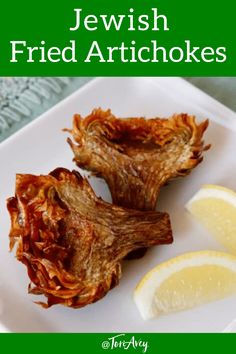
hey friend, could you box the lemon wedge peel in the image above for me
[186,184,236,209]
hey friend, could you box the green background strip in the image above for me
[0,0,235,75]
[0,333,235,353]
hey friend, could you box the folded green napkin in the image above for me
[0,77,91,142]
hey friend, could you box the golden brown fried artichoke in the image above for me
[66,108,210,211]
[7,168,172,308]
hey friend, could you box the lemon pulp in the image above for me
[186,184,236,254]
[154,264,236,315]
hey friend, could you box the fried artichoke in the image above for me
[7,168,172,308]
[66,109,210,211]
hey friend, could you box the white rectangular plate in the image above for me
[1,77,236,333]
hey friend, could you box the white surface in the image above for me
[1,77,236,333]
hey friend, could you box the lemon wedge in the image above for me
[134,251,236,320]
[186,184,236,253]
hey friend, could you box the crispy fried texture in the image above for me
[66,108,210,211]
[7,168,172,308]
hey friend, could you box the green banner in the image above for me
[0,333,235,353]
[0,0,235,75]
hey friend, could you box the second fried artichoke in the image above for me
[67,108,210,211]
